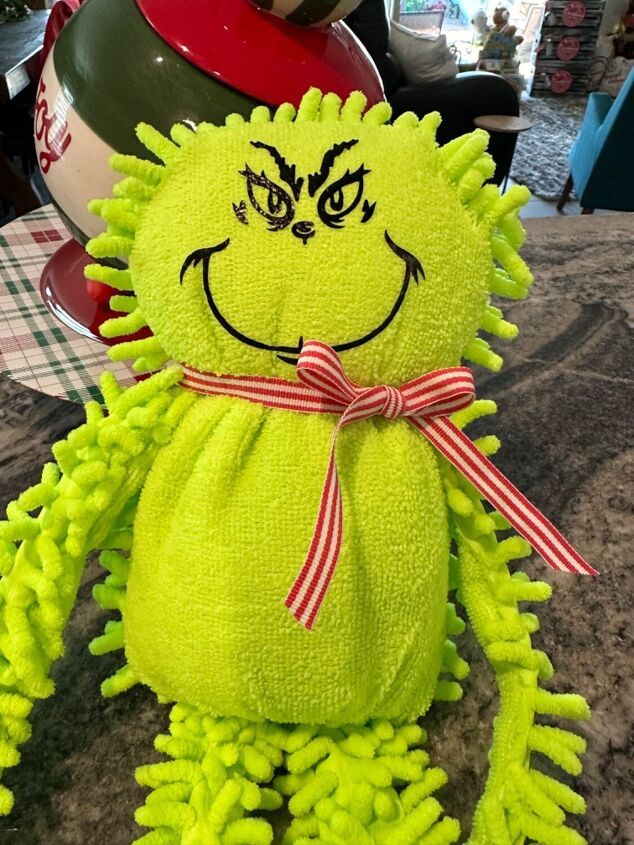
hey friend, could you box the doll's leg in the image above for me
[134,704,287,845]
[279,720,460,845]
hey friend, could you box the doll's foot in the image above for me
[134,705,287,844]
[278,720,460,845]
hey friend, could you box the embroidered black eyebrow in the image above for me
[249,141,304,201]
[308,139,359,196]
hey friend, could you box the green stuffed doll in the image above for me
[0,89,594,845]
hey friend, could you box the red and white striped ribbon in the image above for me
[181,340,597,630]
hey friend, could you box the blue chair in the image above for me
[557,69,634,213]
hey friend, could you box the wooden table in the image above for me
[474,114,533,189]
[473,114,533,134]
[0,9,49,101]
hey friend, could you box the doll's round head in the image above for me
[89,90,532,384]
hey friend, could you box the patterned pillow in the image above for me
[389,20,457,85]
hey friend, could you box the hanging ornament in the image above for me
[544,2,558,26]
[558,35,581,60]
[562,1,586,26]
[251,0,363,27]
[551,69,574,92]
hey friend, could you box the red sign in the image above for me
[562,1,586,26]
[558,35,581,60]
[551,69,574,93]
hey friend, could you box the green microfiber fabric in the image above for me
[114,101,495,385]
[125,395,449,724]
[92,90,499,725]
[0,90,593,845]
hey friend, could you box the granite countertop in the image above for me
[0,214,632,844]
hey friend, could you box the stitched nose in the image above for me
[292,221,315,244]
[379,386,405,420]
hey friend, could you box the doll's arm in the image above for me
[0,366,191,813]
[454,531,589,845]
[439,415,590,845]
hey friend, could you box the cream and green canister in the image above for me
[35,0,380,246]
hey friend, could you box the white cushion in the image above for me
[389,20,457,85]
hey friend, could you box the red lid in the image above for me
[135,0,384,108]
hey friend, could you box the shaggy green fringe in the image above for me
[278,719,460,845]
[134,707,288,844]
[441,410,590,845]
[0,367,191,814]
[135,710,461,845]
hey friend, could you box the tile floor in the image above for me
[518,190,576,218]
[505,178,614,219]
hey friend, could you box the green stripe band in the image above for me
[53,0,262,159]
[286,0,344,26]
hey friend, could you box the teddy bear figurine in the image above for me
[471,8,490,47]
[477,7,526,93]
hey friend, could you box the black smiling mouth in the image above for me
[180,231,425,365]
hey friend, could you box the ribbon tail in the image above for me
[412,416,598,576]
[285,450,344,629]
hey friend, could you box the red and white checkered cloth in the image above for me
[0,205,134,403]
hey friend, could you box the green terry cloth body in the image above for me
[0,90,592,845]
[125,395,448,725]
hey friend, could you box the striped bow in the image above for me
[181,341,597,630]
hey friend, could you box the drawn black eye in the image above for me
[240,166,294,231]
[317,166,369,229]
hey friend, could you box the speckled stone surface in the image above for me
[0,214,632,844]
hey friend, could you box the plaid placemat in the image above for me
[0,205,136,405]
